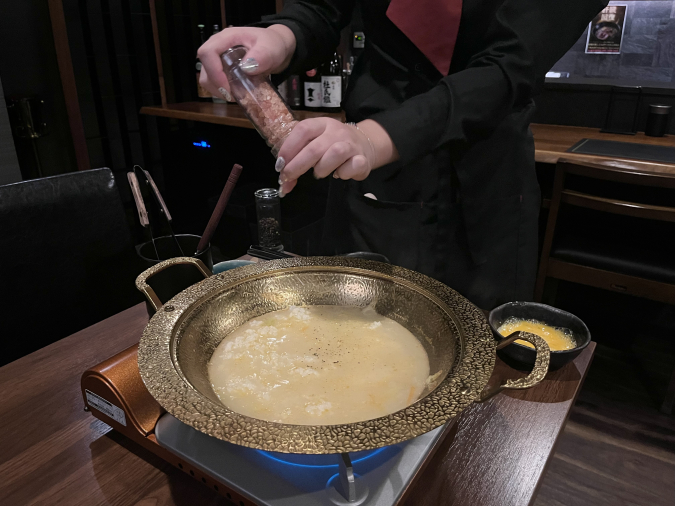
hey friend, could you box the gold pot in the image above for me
[136,256,550,454]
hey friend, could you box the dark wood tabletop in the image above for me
[0,303,594,506]
[531,123,675,173]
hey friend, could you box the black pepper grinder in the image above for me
[645,104,671,137]
[254,188,283,251]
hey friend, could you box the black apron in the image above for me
[321,43,541,310]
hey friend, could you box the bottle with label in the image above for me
[303,68,322,111]
[211,25,228,103]
[286,75,303,110]
[321,53,342,113]
[195,24,211,101]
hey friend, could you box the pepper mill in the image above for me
[254,188,283,251]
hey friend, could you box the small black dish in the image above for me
[488,302,591,371]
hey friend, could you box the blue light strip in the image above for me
[193,141,211,148]
[257,447,386,469]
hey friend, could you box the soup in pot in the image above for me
[208,305,431,425]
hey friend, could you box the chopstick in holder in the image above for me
[141,168,184,257]
[127,172,149,227]
[196,163,244,255]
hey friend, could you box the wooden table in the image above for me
[0,304,594,506]
[531,124,675,174]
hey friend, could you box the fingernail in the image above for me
[333,171,340,179]
[240,58,259,73]
[218,87,231,101]
[278,177,283,186]
[279,172,288,183]
[275,157,285,172]
[278,185,285,198]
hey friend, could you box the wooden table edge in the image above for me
[527,342,596,505]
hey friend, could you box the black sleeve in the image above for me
[254,0,355,75]
[370,0,609,166]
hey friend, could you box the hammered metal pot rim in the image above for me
[137,256,496,454]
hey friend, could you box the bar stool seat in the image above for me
[552,228,675,285]
[535,159,675,414]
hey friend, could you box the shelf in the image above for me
[140,101,345,129]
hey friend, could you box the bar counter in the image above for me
[530,123,675,173]
[140,103,674,173]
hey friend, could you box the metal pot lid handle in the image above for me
[476,332,551,403]
[135,256,212,312]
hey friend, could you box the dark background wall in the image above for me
[535,0,675,134]
[1,0,672,255]
[59,0,310,257]
[534,83,675,134]
[549,1,675,87]
[0,76,21,186]
[0,2,77,180]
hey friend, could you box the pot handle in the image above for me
[135,257,212,313]
[476,332,551,403]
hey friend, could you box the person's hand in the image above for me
[276,118,399,196]
[197,25,296,100]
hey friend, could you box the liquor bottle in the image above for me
[195,24,211,101]
[211,25,228,103]
[286,75,303,110]
[343,55,355,93]
[303,68,322,111]
[277,80,288,102]
[321,53,342,113]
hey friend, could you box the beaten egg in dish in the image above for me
[497,317,576,351]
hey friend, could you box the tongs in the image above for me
[138,166,184,257]
[127,170,159,260]
[127,165,183,260]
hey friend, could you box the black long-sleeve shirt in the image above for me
[257,0,607,307]
[262,0,607,166]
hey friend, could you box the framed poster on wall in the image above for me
[585,4,627,54]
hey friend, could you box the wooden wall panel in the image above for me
[48,0,90,172]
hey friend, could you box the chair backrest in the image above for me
[0,168,142,365]
[548,159,675,227]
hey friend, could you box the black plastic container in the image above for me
[136,235,213,316]
[488,302,591,371]
[645,104,671,137]
[136,234,212,271]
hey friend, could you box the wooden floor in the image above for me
[534,283,675,506]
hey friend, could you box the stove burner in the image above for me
[257,448,386,469]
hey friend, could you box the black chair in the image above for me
[535,159,675,414]
[0,168,142,366]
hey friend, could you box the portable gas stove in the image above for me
[81,343,458,506]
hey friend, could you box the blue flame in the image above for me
[257,447,386,469]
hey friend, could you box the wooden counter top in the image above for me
[0,303,595,506]
[140,101,344,128]
[531,124,675,173]
[140,103,674,172]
